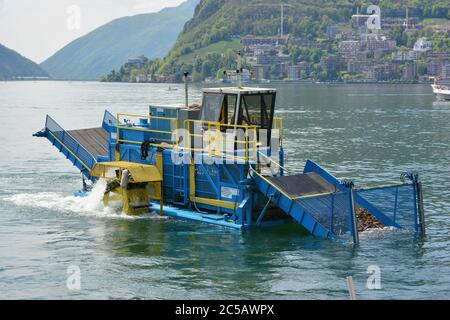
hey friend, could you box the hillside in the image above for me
[0,43,49,80]
[41,0,199,80]
[158,0,450,76]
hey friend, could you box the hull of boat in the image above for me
[432,85,450,101]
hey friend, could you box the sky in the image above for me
[0,0,185,63]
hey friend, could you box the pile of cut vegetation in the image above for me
[356,208,385,232]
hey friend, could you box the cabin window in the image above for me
[239,93,275,129]
[201,93,224,122]
[219,94,237,125]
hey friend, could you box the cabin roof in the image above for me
[203,87,277,95]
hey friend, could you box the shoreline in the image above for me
[1,79,434,85]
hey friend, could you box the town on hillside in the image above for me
[103,7,450,84]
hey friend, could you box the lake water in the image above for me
[0,81,449,299]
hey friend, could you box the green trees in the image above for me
[433,34,450,51]
[287,46,326,65]
[389,26,408,47]
[417,61,427,75]
[101,70,121,82]
[102,0,450,82]
[388,23,450,52]
[201,60,213,79]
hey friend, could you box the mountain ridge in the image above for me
[0,43,49,80]
[41,0,199,80]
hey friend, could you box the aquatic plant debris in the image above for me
[357,208,384,232]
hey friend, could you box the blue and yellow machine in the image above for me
[35,85,425,244]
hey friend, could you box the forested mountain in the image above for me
[0,43,49,80]
[159,0,450,78]
[104,0,449,82]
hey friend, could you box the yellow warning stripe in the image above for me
[48,131,91,172]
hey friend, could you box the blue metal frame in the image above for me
[38,107,424,243]
[304,160,402,229]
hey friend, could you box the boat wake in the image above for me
[3,179,164,220]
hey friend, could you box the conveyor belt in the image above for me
[252,170,339,240]
[68,127,109,157]
[265,173,337,198]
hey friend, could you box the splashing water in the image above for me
[3,179,156,219]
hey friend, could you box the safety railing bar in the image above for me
[117,113,177,121]
[103,110,117,124]
[117,125,176,136]
[213,153,256,162]
[222,139,248,144]
[294,191,341,201]
[393,186,399,223]
[356,183,412,192]
[184,119,259,163]
[45,115,96,162]
[258,151,289,174]
[186,119,258,130]
[118,139,176,147]
[118,137,175,143]
[116,113,178,147]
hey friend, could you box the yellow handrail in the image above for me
[273,116,283,147]
[186,118,258,130]
[183,119,258,162]
[247,115,283,147]
[258,151,290,174]
[116,113,179,149]
[114,113,282,164]
[118,113,177,122]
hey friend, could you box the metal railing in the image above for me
[273,116,283,147]
[355,183,418,231]
[184,119,258,163]
[250,168,358,242]
[102,110,117,131]
[248,115,284,147]
[45,115,96,170]
[115,112,283,164]
[116,113,178,147]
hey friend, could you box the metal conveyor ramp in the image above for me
[251,169,359,243]
[264,173,338,198]
[252,160,425,244]
[34,111,116,179]
[67,128,109,158]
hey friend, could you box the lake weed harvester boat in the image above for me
[34,55,426,245]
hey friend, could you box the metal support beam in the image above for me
[256,195,274,226]
[344,181,359,246]
[416,179,426,238]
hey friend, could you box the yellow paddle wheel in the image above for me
[90,161,163,215]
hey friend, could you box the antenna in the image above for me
[250,2,292,37]
[405,7,409,31]
[223,51,244,87]
[237,51,242,88]
[184,72,189,108]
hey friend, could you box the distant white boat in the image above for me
[432,79,450,101]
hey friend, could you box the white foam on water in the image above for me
[3,179,163,220]
[275,109,307,114]
[359,226,411,240]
